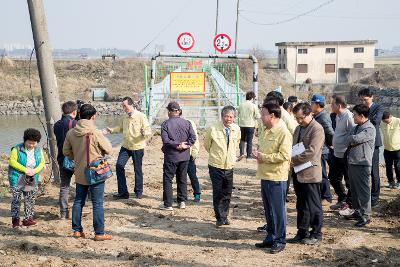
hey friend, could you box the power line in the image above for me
[240,10,400,20]
[139,1,192,55]
[239,0,335,26]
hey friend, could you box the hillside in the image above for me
[0,58,290,103]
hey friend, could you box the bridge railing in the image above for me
[210,67,245,107]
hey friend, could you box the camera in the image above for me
[76,100,85,121]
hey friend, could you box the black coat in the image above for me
[54,115,77,163]
[368,102,385,147]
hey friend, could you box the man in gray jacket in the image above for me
[329,96,355,214]
[345,104,376,227]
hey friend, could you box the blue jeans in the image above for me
[187,157,201,195]
[116,147,144,196]
[261,180,287,245]
[72,182,105,235]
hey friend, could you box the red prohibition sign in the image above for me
[177,32,195,51]
[213,33,232,53]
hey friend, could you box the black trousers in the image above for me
[384,149,400,184]
[370,147,381,205]
[293,172,323,239]
[239,127,255,158]
[162,160,189,207]
[321,153,332,201]
[209,165,233,222]
[328,155,352,205]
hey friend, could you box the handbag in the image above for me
[84,134,113,185]
[62,156,75,171]
[62,120,75,171]
[16,174,36,192]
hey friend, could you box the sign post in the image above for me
[177,32,195,52]
[213,33,232,53]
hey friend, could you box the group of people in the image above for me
[7,88,399,253]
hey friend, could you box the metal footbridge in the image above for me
[141,52,258,128]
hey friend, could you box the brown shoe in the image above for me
[94,234,112,241]
[22,218,37,227]
[72,231,86,238]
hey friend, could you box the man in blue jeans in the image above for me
[63,104,113,241]
[104,97,151,199]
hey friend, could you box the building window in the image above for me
[284,49,286,54]
[283,64,286,69]
[325,64,335,73]
[279,49,281,55]
[354,47,364,53]
[278,64,281,69]
[354,63,364,68]
[326,48,335,53]
[298,48,308,54]
[297,64,308,73]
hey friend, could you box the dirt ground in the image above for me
[0,136,399,267]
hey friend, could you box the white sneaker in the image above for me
[179,202,186,209]
[339,207,355,216]
[159,202,173,211]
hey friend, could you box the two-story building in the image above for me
[276,40,377,84]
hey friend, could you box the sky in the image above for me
[1,0,400,53]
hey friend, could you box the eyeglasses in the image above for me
[295,115,306,121]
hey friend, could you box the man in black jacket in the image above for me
[54,101,77,219]
[358,88,385,207]
[311,94,334,205]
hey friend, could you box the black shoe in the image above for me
[135,194,142,199]
[301,237,321,245]
[355,217,371,227]
[344,213,361,221]
[287,234,307,244]
[255,240,273,248]
[216,220,224,227]
[113,193,129,199]
[256,224,268,233]
[270,244,285,254]
[223,219,230,225]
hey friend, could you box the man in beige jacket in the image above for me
[104,97,151,199]
[63,104,113,241]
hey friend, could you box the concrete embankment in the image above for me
[0,100,126,115]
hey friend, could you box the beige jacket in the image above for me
[63,119,113,185]
[204,122,241,170]
[292,119,325,183]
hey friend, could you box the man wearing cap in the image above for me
[311,94,334,205]
[159,101,196,211]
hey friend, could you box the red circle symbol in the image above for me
[213,33,232,53]
[177,32,195,51]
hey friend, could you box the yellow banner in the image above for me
[170,72,205,98]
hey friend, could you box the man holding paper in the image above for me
[253,102,292,254]
[289,103,325,246]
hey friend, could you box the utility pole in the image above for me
[214,0,219,56]
[234,0,240,54]
[27,0,62,183]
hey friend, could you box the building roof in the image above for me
[275,40,378,47]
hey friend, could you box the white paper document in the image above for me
[292,142,305,157]
[293,161,313,173]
